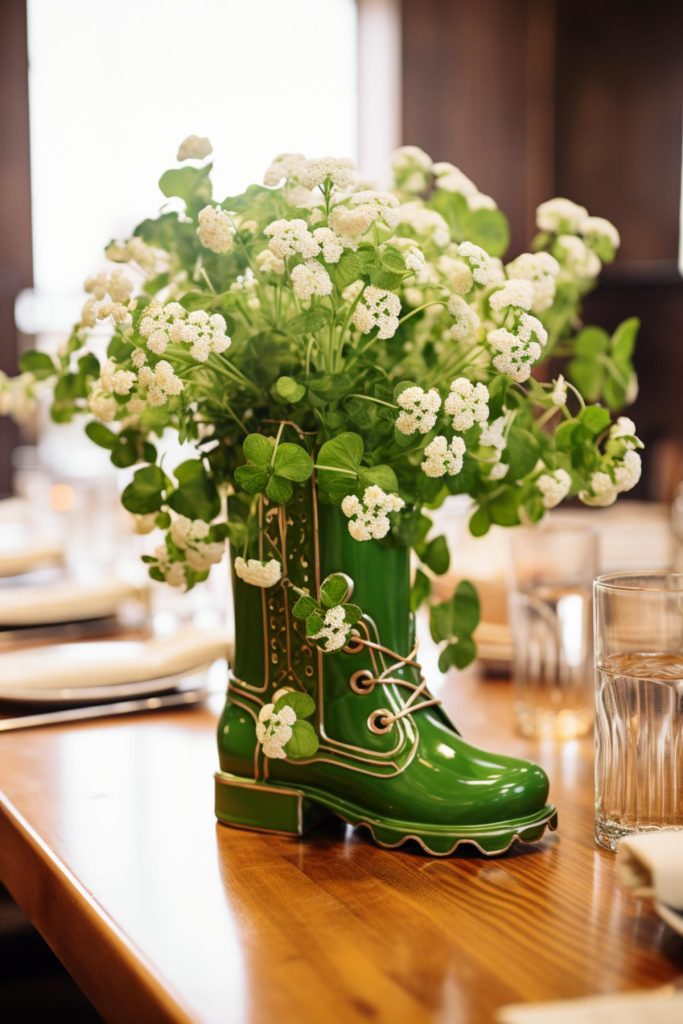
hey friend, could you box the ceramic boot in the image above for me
[215,491,558,855]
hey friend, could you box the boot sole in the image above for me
[215,771,558,857]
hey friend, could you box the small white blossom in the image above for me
[447,295,480,341]
[555,235,601,278]
[609,416,637,445]
[536,197,588,233]
[489,279,534,313]
[395,386,442,435]
[291,260,333,300]
[234,557,282,588]
[467,193,497,211]
[458,241,504,288]
[550,375,568,407]
[391,145,433,192]
[537,468,571,509]
[341,486,405,542]
[256,702,296,759]
[264,218,320,260]
[444,378,489,432]
[396,202,450,247]
[169,516,223,572]
[517,313,548,347]
[489,327,542,383]
[313,227,345,263]
[197,206,234,254]
[177,135,212,161]
[263,152,306,186]
[505,252,560,313]
[132,513,157,535]
[256,249,285,274]
[387,236,429,282]
[0,371,37,424]
[438,255,473,295]
[299,156,357,191]
[352,286,401,340]
[421,435,466,478]
[579,450,642,507]
[480,413,509,451]
[88,387,117,422]
[614,449,642,491]
[489,460,509,480]
[99,358,136,396]
[310,605,351,652]
[138,360,183,406]
[151,545,187,588]
[432,162,478,196]
[580,215,620,250]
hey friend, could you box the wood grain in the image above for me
[0,668,681,1024]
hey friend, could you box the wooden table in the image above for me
[1,671,681,1024]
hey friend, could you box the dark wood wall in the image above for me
[0,0,32,496]
[402,0,683,498]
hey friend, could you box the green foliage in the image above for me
[235,431,313,504]
[430,580,480,671]
[568,318,639,410]
[19,350,56,379]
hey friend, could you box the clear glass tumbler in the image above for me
[594,571,683,850]
[509,524,598,740]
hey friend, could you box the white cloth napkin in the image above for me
[0,626,231,692]
[617,831,683,911]
[497,990,683,1024]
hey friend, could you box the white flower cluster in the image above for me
[390,145,433,193]
[105,236,161,275]
[139,302,230,361]
[197,206,234,254]
[82,269,135,327]
[234,557,282,588]
[609,416,637,445]
[352,286,401,340]
[264,218,319,263]
[457,241,504,288]
[555,235,601,279]
[387,236,429,282]
[447,295,480,341]
[170,515,224,572]
[536,199,620,262]
[550,375,568,407]
[489,279,534,314]
[151,546,187,588]
[310,606,351,653]
[395,386,441,435]
[537,468,572,509]
[138,360,184,407]
[263,152,306,187]
[87,357,137,422]
[444,378,489,432]
[256,702,297,759]
[291,260,333,300]
[432,162,497,212]
[438,255,474,295]
[312,227,345,263]
[341,486,405,542]
[298,156,357,191]
[329,190,400,241]
[580,450,642,507]
[421,435,466,478]
[396,201,450,247]
[0,371,36,424]
[177,135,212,161]
[480,412,511,479]
[505,252,560,313]
[488,313,548,383]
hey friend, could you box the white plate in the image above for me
[0,626,232,703]
[0,526,63,578]
[0,576,145,626]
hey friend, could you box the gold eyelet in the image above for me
[349,670,375,694]
[367,708,394,734]
[343,629,364,655]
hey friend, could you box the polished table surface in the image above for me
[1,668,681,1024]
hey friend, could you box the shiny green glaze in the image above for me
[216,492,558,855]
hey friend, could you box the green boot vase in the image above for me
[216,490,558,856]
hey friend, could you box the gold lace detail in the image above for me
[345,633,441,734]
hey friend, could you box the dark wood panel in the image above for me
[0,0,32,495]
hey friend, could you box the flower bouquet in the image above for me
[5,137,642,853]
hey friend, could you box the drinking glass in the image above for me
[509,524,598,739]
[594,571,683,850]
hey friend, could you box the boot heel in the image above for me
[214,772,329,836]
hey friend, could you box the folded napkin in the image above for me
[617,831,683,911]
[0,626,231,693]
[497,989,683,1024]
[0,577,145,626]
[0,536,63,577]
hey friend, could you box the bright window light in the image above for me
[27,0,358,317]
